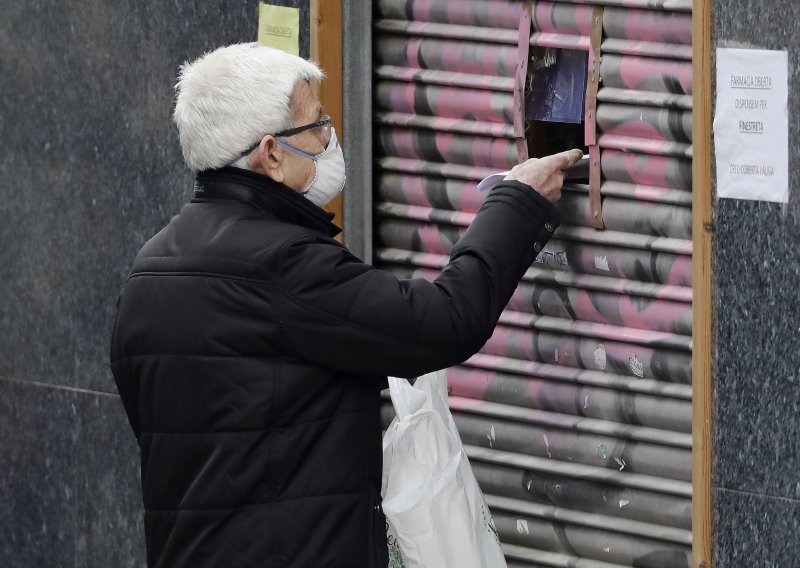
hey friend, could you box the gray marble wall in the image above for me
[711,1,800,566]
[0,1,308,565]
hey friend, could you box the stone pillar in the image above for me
[711,1,800,565]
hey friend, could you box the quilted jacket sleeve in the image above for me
[273,181,561,378]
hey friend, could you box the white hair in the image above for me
[173,43,323,171]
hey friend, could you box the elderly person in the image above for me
[111,43,581,568]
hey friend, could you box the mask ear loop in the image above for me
[275,140,320,194]
[224,155,244,167]
[275,140,320,161]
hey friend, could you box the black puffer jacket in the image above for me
[110,167,559,568]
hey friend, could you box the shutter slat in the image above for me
[377,177,692,236]
[495,311,692,351]
[378,220,694,280]
[532,2,594,35]
[377,128,518,169]
[375,65,516,92]
[507,276,692,335]
[507,560,554,568]
[597,104,692,144]
[597,182,691,205]
[597,87,693,110]
[381,402,691,471]
[486,494,691,544]
[479,326,692,383]
[600,54,692,94]
[559,192,692,237]
[375,111,516,138]
[447,366,692,433]
[475,462,691,529]
[377,251,693,302]
[503,544,625,568]
[494,511,691,566]
[526,0,691,11]
[465,445,692,497]
[603,7,692,44]
[601,150,692,191]
[375,19,519,44]
[399,266,692,335]
[375,82,515,123]
[531,32,591,51]
[463,355,692,400]
[601,38,692,60]
[377,211,693,256]
[377,173,487,212]
[378,156,500,180]
[377,171,692,207]
[375,36,519,76]
[599,135,692,158]
[447,397,691,449]
[377,226,692,287]
[377,0,526,29]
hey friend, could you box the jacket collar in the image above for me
[193,167,341,238]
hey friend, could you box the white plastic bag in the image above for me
[381,371,507,568]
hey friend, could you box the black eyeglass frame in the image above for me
[238,115,332,157]
[275,114,331,138]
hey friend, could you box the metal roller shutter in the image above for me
[373,1,693,566]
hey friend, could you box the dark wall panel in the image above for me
[711,0,800,563]
[0,380,145,567]
[0,1,259,393]
[713,488,800,567]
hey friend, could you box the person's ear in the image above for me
[250,135,284,182]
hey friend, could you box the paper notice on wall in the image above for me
[714,48,788,203]
[258,4,300,55]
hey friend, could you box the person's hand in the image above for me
[504,149,584,204]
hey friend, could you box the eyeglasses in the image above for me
[275,115,331,138]
[237,115,332,158]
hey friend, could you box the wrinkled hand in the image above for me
[504,149,584,204]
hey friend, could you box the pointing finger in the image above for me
[555,149,584,169]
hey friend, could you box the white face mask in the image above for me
[277,128,346,207]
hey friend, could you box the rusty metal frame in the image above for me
[513,3,533,163]
[585,5,605,229]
